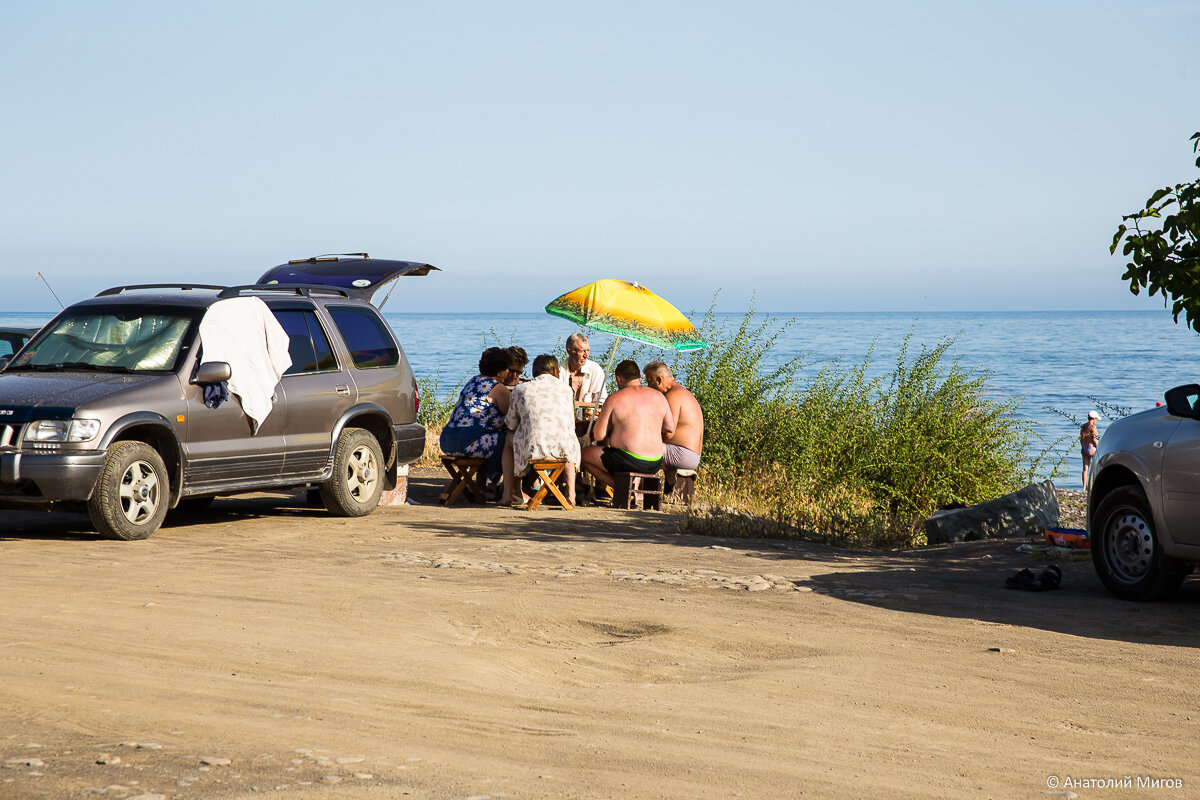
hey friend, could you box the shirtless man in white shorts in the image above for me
[643,362,703,471]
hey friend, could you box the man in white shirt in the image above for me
[558,333,607,404]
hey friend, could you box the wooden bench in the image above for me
[612,472,663,511]
[438,456,487,506]
[526,459,574,511]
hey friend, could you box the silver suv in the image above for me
[0,255,434,540]
[1089,384,1200,600]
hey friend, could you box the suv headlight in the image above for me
[24,419,101,443]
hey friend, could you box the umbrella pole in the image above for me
[603,341,619,386]
[587,338,622,442]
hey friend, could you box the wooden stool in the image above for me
[664,468,696,504]
[439,456,487,506]
[613,472,662,511]
[526,460,574,511]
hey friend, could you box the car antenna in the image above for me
[34,271,65,309]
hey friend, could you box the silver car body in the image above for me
[0,258,431,539]
[1088,387,1200,598]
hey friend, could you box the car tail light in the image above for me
[413,382,420,417]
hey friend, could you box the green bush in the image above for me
[668,305,1055,546]
[416,372,459,430]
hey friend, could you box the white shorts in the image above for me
[663,443,701,471]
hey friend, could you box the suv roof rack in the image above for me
[218,284,353,299]
[97,284,225,296]
[288,253,370,264]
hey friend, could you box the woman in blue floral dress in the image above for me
[439,347,515,482]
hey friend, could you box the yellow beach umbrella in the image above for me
[544,279,706,352]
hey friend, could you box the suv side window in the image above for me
[328,306,399,369]
[274,309,338,375]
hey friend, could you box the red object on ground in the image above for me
[1045,527,1090,549]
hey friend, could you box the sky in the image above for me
[2,0,1197,314]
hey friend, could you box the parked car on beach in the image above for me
[0,326,37,363]
[0,254,437,540]
[1088,384,1200,600]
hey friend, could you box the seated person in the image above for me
[502,345,529,388]
[581,360,675,490]
[643,361,703,473]
[500,353,581,506]
[558,332,607,403]
[438,347,514,484]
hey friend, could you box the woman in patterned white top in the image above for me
[500,353,581,506]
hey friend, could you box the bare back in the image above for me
[595,385,674,459]
[665,384,703,454]
[1080,421,1099,447]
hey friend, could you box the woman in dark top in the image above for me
[503,346,528,388]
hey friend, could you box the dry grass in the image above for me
[681,467,920,547]
[416,422,446,468]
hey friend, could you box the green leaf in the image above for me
[1110,224,1127,253]
[1147,187,1172,207]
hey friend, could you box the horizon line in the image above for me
[0,308,1178,316]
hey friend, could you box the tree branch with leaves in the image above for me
[1111,131,1200,331]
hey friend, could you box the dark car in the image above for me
[0,326,37,363]
[0,254,436,540]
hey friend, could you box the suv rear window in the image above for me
[274,309,337,374]
[327,306,399,369]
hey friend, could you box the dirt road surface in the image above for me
[2,470,1198,799]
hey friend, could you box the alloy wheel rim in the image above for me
[346,446,378,499]
[119,460,160,524]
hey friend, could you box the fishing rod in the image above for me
[34,272,64,309]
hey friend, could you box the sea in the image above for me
[4,308,1198,491]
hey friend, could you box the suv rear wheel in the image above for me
[1092,486,1186,601]
[320,428,384,516]
[88,441,170,540]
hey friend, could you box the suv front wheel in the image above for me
[1092,486,1186,601]
[88,441,170,540]
[320,428,384,516]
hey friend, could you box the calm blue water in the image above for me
[5,309,1197,490]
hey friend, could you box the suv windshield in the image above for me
[10,307,199,374]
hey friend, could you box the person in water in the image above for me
[1080,410,1100,487]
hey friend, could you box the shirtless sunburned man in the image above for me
[643,361,703,471]
[581,360,675,489]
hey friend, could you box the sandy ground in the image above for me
[1,472,1197,800]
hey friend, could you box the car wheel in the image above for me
[88,441,170,540]
[320,428,384,517]
[1091,485,1185,601]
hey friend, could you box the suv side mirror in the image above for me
[1164,384,1200,418]
[194,361,232,385]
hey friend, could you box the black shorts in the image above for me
[601,446,663,476]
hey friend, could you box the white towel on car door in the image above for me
[198,297,292,433]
